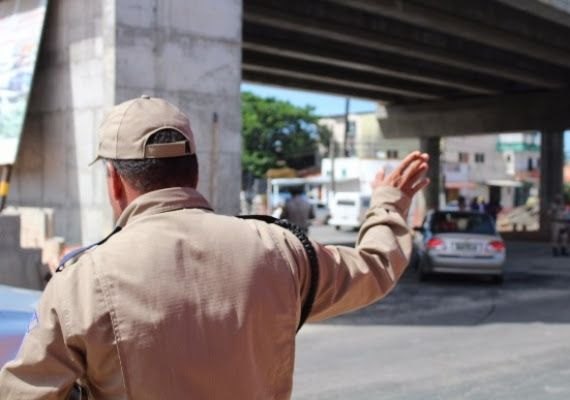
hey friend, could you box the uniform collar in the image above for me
[116,187,213,228]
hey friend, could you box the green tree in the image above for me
[241,91,331,178]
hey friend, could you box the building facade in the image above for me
[319,111,418,160]
[319,111,542,211]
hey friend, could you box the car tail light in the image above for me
[426,237,445,250]
[488,240,505,252]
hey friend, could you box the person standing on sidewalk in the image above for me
[549,194,569,256]
[0,95,429,399]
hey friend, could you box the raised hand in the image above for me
[372,151,430,198]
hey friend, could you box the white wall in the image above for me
[10,0,243,245]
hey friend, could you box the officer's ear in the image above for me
[105,162,125,203]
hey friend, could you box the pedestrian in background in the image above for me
[548,194,569,257]
[0,96,430,399]
[457,195,467,211]
[280,186,315,234]
[486,199,503,222]
[469,197,479,212]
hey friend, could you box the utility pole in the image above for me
[343,98,350,157]
[329,140,336,206]
[209,112,219,208]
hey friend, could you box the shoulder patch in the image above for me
[56,226,122,272]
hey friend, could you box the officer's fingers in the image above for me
[372,168,386,188]
[398,159,424,189]
[394,153,429,186]
[401,161,428,191]
[402,177,430,198]
[393,151,422,176]
[408,177,430,197]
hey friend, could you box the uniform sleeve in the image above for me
[0,277,84,399]
[294,186,413,322]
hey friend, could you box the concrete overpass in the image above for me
[3,0,568,245]
[243,0,570,233]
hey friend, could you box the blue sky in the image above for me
[242,83,570,157]
[241,83,376,117]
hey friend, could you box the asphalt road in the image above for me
[292,227,570,399]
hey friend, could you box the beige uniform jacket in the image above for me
[0,186,412,399]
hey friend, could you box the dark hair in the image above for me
[290,186,304,196]
[108,129,199,192]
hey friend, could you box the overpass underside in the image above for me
[244,0,570,136]
[243,0,570,237]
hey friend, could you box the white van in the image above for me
[328,192,371,230]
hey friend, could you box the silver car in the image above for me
[412,211,506,283]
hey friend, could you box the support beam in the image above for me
[420,137,441,211]
[425,0,570,54]
[243,51,447,100]
[242,70,402,103]
[243,32,500,95]
[245,2,564,88]
[497,0,570,29]
[539,131,565,236]
[328,0,570,68]
[379,89,570,138]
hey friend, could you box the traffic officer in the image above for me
[0,96,429,399]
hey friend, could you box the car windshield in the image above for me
[431,212,496,235]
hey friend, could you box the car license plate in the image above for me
[455,242,478,252]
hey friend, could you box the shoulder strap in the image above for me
[238,215,319,332]
[56,226,122,273]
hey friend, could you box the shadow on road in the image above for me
[316,241,570,327]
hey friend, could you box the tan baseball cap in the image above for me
[90,95,196,165]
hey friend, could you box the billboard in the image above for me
[0,0,48,165]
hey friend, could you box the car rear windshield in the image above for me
[431,212,496,234]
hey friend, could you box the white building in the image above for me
[319,111,541,211]
[319,111,418,160]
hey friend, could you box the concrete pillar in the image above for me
[9,0,242,245]
[9,0,115,246]
[539,130,565,234]
[420,137,441,210]
[0,215,44,290]
[114,0,242,215]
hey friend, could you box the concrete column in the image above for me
[10,0,242,245]
[420,137,441,210]
[0,215,44,290]
[9,0,114,245]
[114,0,243,215]
[539,130,565,234]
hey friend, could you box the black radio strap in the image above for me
[238,215,319,332]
